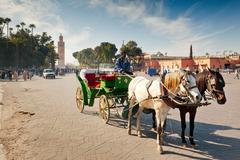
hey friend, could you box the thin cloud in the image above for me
[104,1,192,37]
[0,0,66,36]
[183,2,202,17]
[65,28,92,48]
[64,27,93,63]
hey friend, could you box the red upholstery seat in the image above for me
[100,74,116,81]
[85,73,115,88]
[85,73,97,88]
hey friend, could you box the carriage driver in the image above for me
[114,51,133,75]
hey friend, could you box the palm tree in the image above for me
[4,18,11,38]
[16,24,20,32]
[20,22,25,30]
[0,17,5,36]
[29,24,36,35]
[9,27,13,35]
[29,24,36,57]
[0,17,4,25]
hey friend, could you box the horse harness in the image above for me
[206,73,225,96]
[130,71,202,110]
[146,79,154,99]
[145,72,197,108]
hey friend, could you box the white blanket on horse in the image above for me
[128,76,162,102]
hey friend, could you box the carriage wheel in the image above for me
[99,95,110,123]
[76,87,84,113]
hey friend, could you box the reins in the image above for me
[159,73,199,106]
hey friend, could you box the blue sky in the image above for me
[1,0,240,64]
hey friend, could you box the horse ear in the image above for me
[207,67,214,74]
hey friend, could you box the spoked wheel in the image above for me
[76,87,84,112]
[99,95,110,123]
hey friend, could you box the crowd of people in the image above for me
[0,69,33,81]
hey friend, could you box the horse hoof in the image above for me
[189,138,196,146]
[128,130,131,135]
[190,144,197,148]
[137,133,142,137]
[182,139,187,144]
[157,146,164,154]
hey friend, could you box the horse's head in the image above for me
[206,68,226,104]
[164,70,202,104]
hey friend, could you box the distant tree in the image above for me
[4,18,11,38]
[10,31,28,67]
[156,51,164,56]
[0,18,57,68]
[9,27,13,35]
[29,24,36,35]
[120,40,142,58]
[20,22,26,30]
[16,24,20,32]
[0,17,5,36]
[74,48,96,67]
[94,42,117,63]
[47,41,58,69]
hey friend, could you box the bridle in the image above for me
[179,72,198,100]
[161,71,199,105]
[206,73,225,96]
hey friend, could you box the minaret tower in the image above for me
[58,34,65,67]
[190,44,193,59]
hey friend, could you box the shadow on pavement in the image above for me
[163,118,240,159]
[78,108,240,159]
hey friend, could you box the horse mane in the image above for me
[214,70,225,87]
[196,71,208,94]
[164,71,182,93]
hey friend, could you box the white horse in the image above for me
[127,70,202,154]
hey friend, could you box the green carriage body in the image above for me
[76,73,132,120]
[76,73,131,105]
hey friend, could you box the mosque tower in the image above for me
[190,44,193,59]
[58,34,65,67]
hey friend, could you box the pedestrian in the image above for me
[29,71,33,80]
[13,70,18,81]
[1,71,5,79]
[23,70,27,81]
[163,66,170,75]
[27,70,30,79]
[234,69,239,79]
[8,70,12,81]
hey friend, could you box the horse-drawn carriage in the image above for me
[75,68,132,123]
[75,66,226,154]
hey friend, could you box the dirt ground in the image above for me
[0,83,35,160]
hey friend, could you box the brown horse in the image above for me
[179,68,226,146]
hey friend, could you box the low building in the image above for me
[143,48,240,73]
